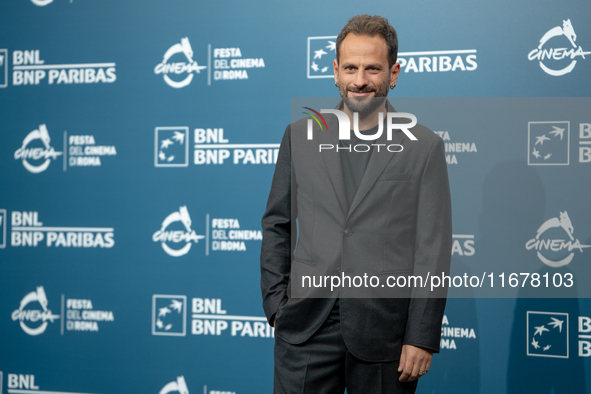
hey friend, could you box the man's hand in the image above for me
[398,344,433,382]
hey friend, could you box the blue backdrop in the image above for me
[1,0,590,393]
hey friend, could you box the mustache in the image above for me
[347,87,376,93]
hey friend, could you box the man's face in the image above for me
[334,33,400,115]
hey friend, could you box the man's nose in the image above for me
[353,70,369,88]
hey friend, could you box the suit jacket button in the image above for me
[344,228,352,237]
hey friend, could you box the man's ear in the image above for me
[390,62,400,87]
[333,58,339,85]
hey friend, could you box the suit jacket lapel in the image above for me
[347,101,405,217]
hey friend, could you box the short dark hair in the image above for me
[336,15,399,68]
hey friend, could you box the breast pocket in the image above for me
[376,172,413,182]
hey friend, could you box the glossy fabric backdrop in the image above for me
[0,0,590,393]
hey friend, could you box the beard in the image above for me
[339,79,389,117]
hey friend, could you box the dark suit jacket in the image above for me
[261,101,452,362]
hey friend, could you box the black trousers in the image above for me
[273,318,418,394]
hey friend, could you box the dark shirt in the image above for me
[328,124,379,321]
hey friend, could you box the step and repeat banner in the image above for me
[1,0,590,393]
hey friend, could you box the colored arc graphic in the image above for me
[303,107,329,131]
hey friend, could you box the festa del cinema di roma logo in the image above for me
[302,107,418,152]
[11,286,59,336]
[29,0,53,6]
[152,206,204,257]
[525,211,590,267]
[154,37,265,88]
[155,38,206,88]
[528,19,591,76]
[13,125,115,172]
[160,376,189,394]
[14,124,62,173]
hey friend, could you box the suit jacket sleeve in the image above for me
[403,136,452,353]
[260,125,297,324]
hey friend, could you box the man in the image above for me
[261,15,452,393]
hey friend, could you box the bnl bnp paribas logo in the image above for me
[528,122,591,165]
[528,19,591,76]
[2,373,107,394]
[307,36,477,78]
[527,311,591,358]
[152,295,273,339]
[0,49,116,87]
[6,211,115,248]
[154,126,279,166]
[527,311,569,358]
[154,37,265,88]
[525,211,590,268]
[528,121,569,165]
[152,207,262,257]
